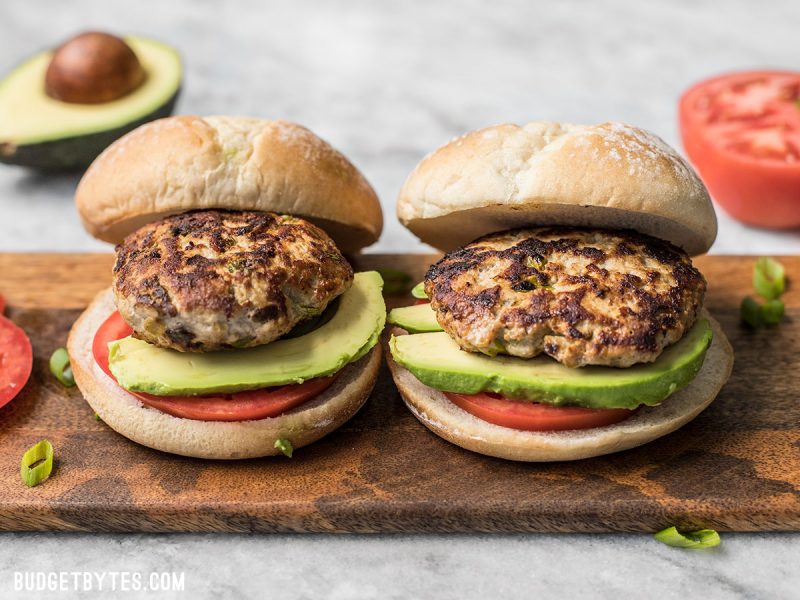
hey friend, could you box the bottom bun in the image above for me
[386,313,733,462]
[68,288,381,459]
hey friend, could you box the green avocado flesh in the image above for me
[411,282,428,299]
[109,271,386,396]
[387,303,441,333]
[389,318,712,410]
[0,37,181,169]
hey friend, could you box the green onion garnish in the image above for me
[49,347,75,387]
[753,257,785,300]
[741,297,785,328]
[654,526,720,549]
[94,413,103,423]
[740,296,763,327]
[377,268,412,295]
[20,440,54,487]
[761,299,785,325]
[274,438,293,458]
[742,257,788,328]
[411,282,428,299]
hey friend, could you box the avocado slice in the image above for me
[0,37,181,170]
[411,282,428,299]
[389,319,712,410]
[387,303,442,333]
[108,271,386,396]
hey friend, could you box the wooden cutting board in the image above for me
[0,253,798,533]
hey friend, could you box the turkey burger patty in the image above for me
[113,209,353,352]
[425,227,706,368]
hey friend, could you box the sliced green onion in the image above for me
[20,440,54,487]
[94,412,103,423]
[49,347,75,387]
[377,268,412,295]
[741,296,785,328]
[274,438,293,458]
[654,526,720,549]
[753,257,785,301]
[761,299,785,325]
[740,296,763,327]
[411,282,428,299]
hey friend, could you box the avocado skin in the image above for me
[0,89,179,171]
[387,303,441,333]
[390,319,712,410]
[109,271,386,396]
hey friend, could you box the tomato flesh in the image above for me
[92,311,336,422]
[680,70,800,228]
[130,377,337,421]
[444,391,633,432]
[0,315,33,409]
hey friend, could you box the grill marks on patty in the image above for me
[425,228,706,367]
[113,210,353,352]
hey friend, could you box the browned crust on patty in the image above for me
[425,227,706,367]
[113,210,353,352]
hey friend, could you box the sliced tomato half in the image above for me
[444,391,634,432]
[0,315,33,409]
[679,70,800,228]
[92,311,336,421]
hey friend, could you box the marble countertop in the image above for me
[1,1,798,598]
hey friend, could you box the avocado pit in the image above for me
[44,31,146,104]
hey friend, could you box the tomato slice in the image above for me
[679,70,800,227]
[92,311,133,375]
[92,311,336,422]
[130,377,336,421]
[444,391,633,432]
[0,315,33,409]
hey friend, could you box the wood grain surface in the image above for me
[0,253,798,533]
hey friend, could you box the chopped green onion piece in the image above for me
[49,347,75,387]
[741,296,785,328]
[654,526,720,549]
[274,438,293,458]
[740,296,763,327]
[411,282,428,299]
[753,257,785,301]
[377,268,412,295]
[20,440,54,487]
[94,413,103,422]
[761,299,785,325]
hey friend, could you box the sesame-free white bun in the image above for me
[76,116,383,253]
[67,289,381,459]
[386,313,733,462]
[397,122,717,256]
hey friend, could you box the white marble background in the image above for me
[1,1,799,598]
[2,0,800,255]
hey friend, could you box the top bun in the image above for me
[76,116,383,253]
[397,122,716,256]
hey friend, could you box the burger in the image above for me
[67,116,385,459]
[387,121,734,461]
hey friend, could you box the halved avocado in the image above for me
[0,37,181,170]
